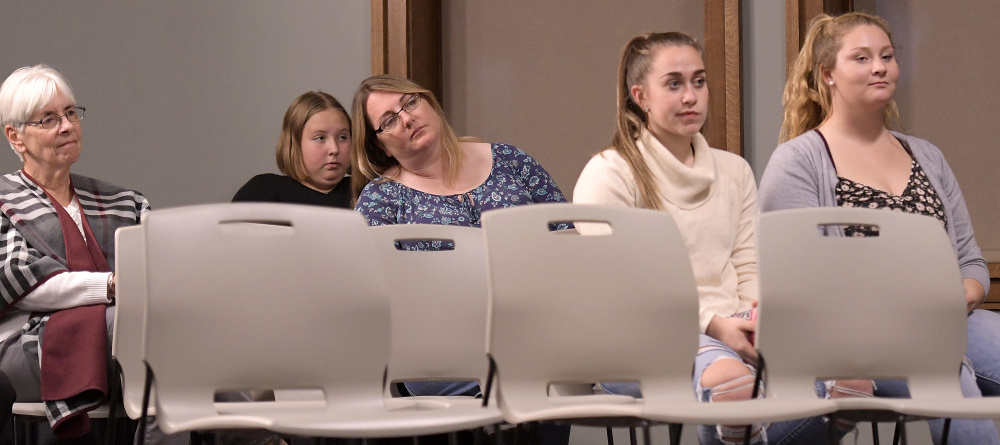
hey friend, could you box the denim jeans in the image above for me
[602,335,835,445]
[967,309,1000,396]
[602,332,1000,445]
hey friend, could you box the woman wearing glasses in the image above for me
[0,65,148,439]
[351,74,569,444]
[352,74,566,229]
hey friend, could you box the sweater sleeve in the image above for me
[18,271,113,311]
[928,149,990,294]
[758,141,823,213]
[731,160,760,306]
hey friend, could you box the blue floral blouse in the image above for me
[355,143,567,230]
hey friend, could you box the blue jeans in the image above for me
[773,362,1000,445]
[967,309,1000,396]
[602,333,1000,444]
[602,335,834,445]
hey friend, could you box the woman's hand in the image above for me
[706,315,758,366]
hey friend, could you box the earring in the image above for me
[828,81,834,86]
[644,107,650,112]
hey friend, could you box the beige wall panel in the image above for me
[877,2,1000,260]
[442,2,704,199]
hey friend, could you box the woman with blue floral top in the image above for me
[351,75,566,229]
[350,74,570,445]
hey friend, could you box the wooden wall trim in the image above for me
[704,0,743,156]
[370,0,443,101]
[375,0,741,154]
[785,0,854,74]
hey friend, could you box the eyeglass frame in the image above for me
[374,94,422,134]
[21,106,86,130]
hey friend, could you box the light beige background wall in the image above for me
[876,1,1000,261]
[442,1,703,200]
[0,2,370,209]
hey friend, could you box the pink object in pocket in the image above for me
[730,308,758,344]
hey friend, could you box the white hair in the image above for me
[0,65,76,163]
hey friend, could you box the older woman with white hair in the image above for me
[0,64,149,440]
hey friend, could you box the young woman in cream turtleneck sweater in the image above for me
[573,32,838,445]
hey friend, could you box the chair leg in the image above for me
[494,424,503,445]
[872,422,880,445]
[606,427,614,445]
[13,417,22,445]
[892,416,907,445]
[628,426,637,445]
[642,424,651,445]
[668,424,682,445]
[941,418,951,445]
[827,416,839,445]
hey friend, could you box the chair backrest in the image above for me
[143,203,391,431]
[481,204,701,418]
[112,225,151,419]
[370,224,490,394]
[756,207,967,399]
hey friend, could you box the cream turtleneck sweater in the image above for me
[574,130,759,333]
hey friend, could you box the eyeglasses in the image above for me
[23,107,86,130]
[375,94,421,134]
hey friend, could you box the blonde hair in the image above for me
[609,32,703,211]
[276,91,350,184]
[780,12,902,142]
[350,74,463,203]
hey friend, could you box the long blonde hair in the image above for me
[780,12,902,143]
[350,74,463,203]
[610,32,703,211]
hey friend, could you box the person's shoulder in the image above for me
[71,174,146,200]
[777,130,824,153]
[767,130,828,169]
[583,146,628,171]
[711,148,755,183]
[232,173,289,202]
[245,173,287,185]
[358,177,402,201]
[893,132,945,159]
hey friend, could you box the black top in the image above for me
[232,173,351,208]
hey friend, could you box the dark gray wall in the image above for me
[1,2,370,209]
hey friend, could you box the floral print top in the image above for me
[355,143,567,238]
[820,133,948,237]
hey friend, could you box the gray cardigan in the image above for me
[758,130,989,293]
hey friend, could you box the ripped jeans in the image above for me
[601,335,837,445]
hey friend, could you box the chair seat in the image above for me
[13,402,113,418]
[159,402,504,438]
[643,398,838,425]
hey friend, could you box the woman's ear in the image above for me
[4,125,24,152]
[820,66,834,87]
[630,84,645,111]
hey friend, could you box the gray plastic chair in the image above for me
[756,207,1000,444]
[370,224,504,435]
[141,203,508,441]
[481,204,834,445]
[112,224,155,421]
